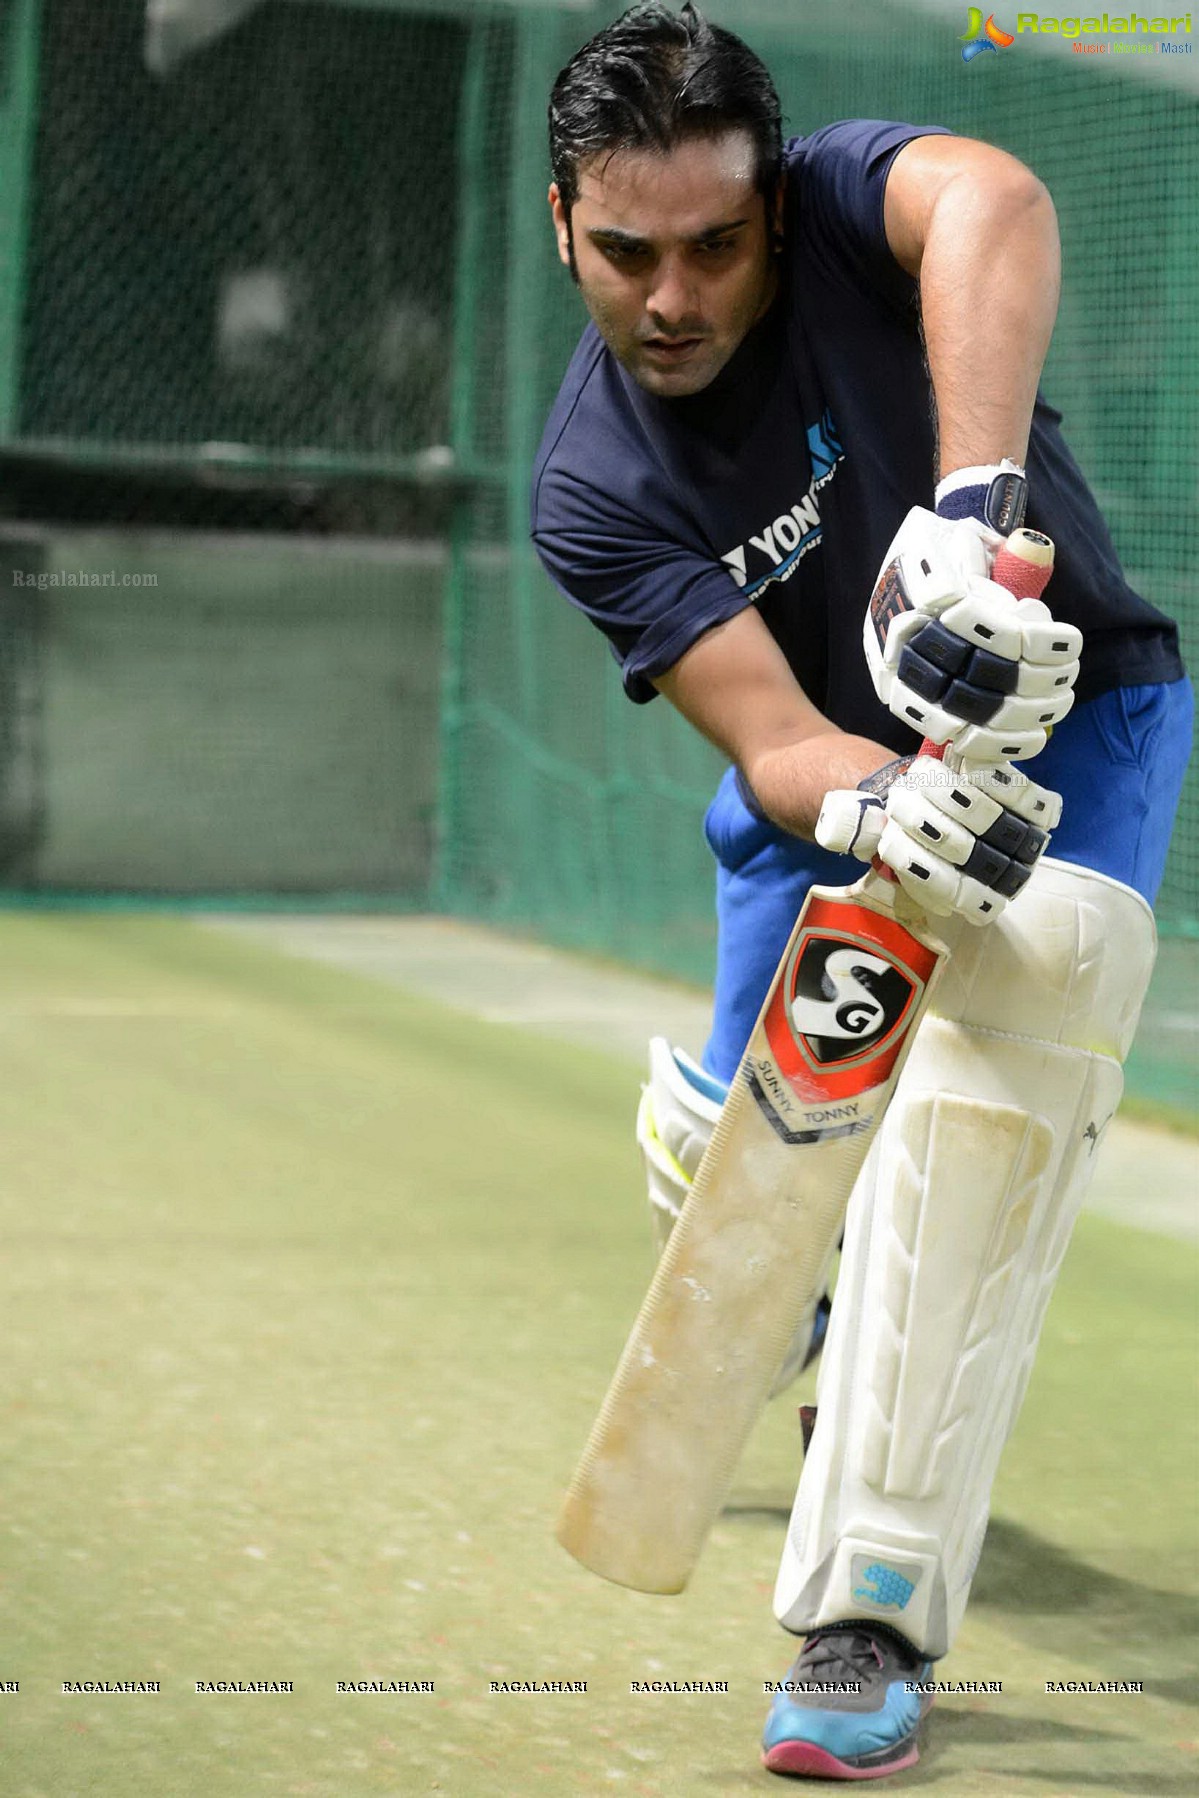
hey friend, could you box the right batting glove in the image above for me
[817,754,1062,926]
[865,507,1082,762]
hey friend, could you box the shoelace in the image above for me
[795,1631,885,1686]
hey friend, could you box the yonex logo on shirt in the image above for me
[807,411,844,482]
[721,493,821,589]
[720,412,845,595]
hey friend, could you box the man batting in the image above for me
[532,3,1191,1780]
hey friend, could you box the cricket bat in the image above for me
[556,528,1055,1595]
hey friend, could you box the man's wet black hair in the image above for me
[549,3,783,216]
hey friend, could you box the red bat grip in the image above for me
[992,531,1054,603]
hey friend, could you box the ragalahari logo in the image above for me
[960,7,1017,56]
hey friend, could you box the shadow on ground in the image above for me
[918,1707,1198,1792]
[971,1516,1199,1649]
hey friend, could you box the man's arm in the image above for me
[883,135,1060,476]
[653,607,891,840]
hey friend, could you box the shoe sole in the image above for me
[762,1738,920,1780]
[761,1693,932,1782]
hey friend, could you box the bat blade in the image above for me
[556,873,945,1594]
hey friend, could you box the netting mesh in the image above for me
[0,2,1194,1102]
[0,527,443,893]
[23,0,461,458]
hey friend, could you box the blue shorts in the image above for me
[701,678,1194,1084]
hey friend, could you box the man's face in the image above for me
[549,131,780,398]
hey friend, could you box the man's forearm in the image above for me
[744,730,894,842]
[919,169,1060,476]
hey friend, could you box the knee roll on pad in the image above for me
[921,858,1153,1062]
[773,861,1155,1657]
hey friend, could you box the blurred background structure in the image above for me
[0,0,1194,1110]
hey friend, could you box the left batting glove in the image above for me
[816,754,1062,926]
[864,505,1082,763]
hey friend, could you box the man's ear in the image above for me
[770,174,785,249]
[548,183,572,268]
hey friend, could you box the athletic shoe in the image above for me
[762,1623,933,1780]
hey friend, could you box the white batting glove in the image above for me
[864,507,1082,762]
[816,754,1062,926]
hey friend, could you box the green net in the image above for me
[22,0,461,461]
[0,0,1193,1108]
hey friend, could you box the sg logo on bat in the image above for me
[757,895,939,1115]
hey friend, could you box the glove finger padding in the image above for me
[866,507,1081,761]
[816,755,1061,928]
[877,817,1009,924]
[879,755,1059,925]
[941,759,1064,833]
[812,788,886,861]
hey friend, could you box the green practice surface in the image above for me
[0,915,1195,1798]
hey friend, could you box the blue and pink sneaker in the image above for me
[762,1624,934,1780]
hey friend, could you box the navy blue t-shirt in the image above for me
[531,121,1182,755]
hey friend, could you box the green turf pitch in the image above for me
[0,914,1195,1797]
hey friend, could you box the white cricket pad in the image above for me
[773,860,1155,1657]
